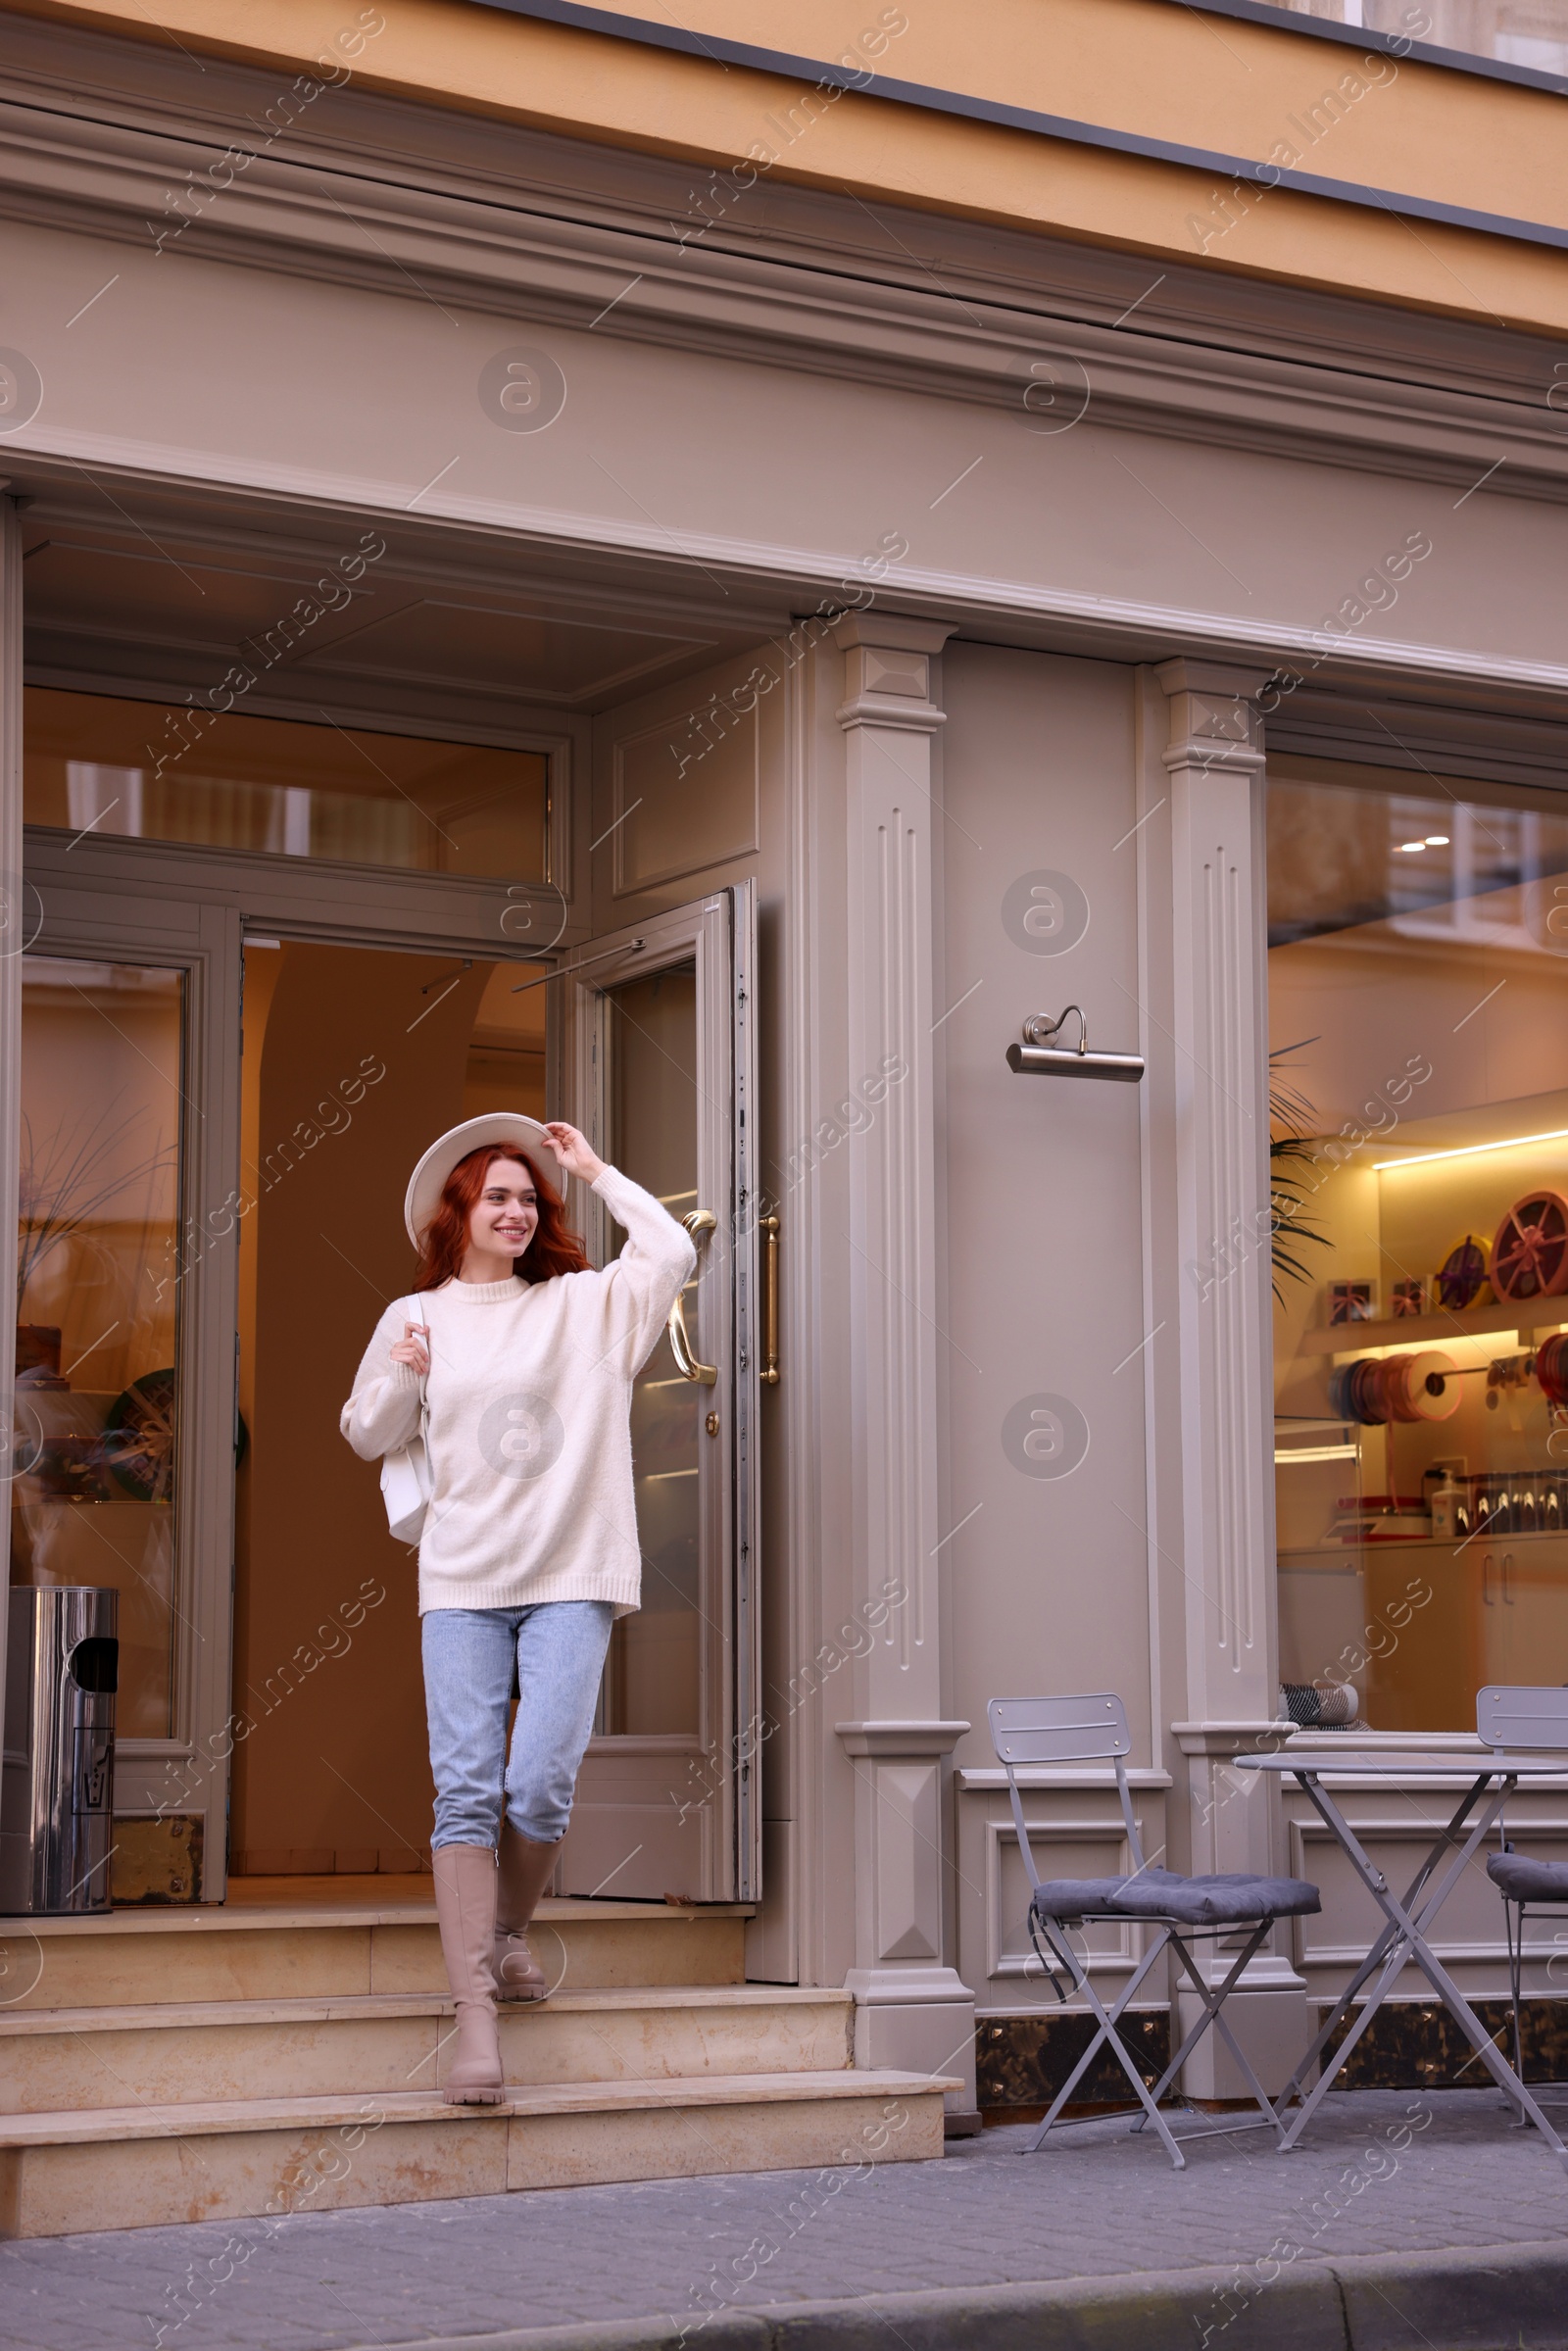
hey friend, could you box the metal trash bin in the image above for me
[1,1588,119,1915]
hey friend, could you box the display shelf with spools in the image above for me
[1327,1349,1463,1427]
[1277,1166,1568,1728]
[1298,1297,1568,1356]
[1298,1200,1568,1355]
[1266,765,1568,1738]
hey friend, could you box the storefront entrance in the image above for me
[15,647,761,1908]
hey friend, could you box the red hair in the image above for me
[414,1146,590,1291]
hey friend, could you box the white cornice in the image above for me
[1,14,1567,507]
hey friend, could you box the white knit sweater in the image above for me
[340,1164,698,1615]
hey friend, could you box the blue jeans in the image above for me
[421,1600,614,1850]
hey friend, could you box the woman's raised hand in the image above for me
[541,1121,607,1184]
[390,1322,430,1376]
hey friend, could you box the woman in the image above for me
[341,1112,697,2103]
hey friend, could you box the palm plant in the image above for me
[1269,1039,1331,1306]
[17,1102,174,1307]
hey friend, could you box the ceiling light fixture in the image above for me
[1425,834,1450,846]
[1375,1125,1568,1173]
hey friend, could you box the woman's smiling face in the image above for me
[466,1155,539,1265]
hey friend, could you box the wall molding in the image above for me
[984,1817,1147,1984]
[956,1767,1174,1791]
[3,13,1568,512]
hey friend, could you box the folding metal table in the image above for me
[1235,1748,1568,2164]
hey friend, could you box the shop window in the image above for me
[23,688,550,884]
[1262,1,1568,77]
[13,958,184,1739]
[1269,762,1568,1732]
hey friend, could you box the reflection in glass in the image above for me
[1270,770,1568,1731]
[13,959,183,1739]
[1264,1,1567,75]
[24,688,550,884]
[598,963,702,1737]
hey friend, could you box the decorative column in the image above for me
[1157,659,1306,2094]
[830,613,975,2122]
[0,495,23,1699]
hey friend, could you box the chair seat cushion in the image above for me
[1489,1852,1568,1901]
[1029,1878,1132,1921]
[1104,1867,1321,1924]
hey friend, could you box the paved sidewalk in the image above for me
[4,2090,1568,2351]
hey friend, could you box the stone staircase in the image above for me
[0,1895,954,2237]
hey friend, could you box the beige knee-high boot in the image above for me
[433,1843,505,2104]
[494,1821,562,2002]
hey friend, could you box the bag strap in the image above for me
[400,1295,431,1439]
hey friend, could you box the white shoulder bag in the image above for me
[378,1300,432,1544]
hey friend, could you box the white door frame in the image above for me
[16,865,242,1896]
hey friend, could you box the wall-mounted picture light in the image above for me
[1005,1005,1145,1084]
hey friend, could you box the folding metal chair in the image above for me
[990,1693,1321,2169]
[1481,1686,1568,2092]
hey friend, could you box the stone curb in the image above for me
[385,2236,1568,2351]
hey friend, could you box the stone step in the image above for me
[0,2070,956,2239]
[0,1897,746,2010]
[0,1984,854,2114]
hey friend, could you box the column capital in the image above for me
[1155,658,1271,774]
[831,613,956,655]
[1154,658,1275,702]
[833,612,955,734]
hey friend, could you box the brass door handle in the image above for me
[760,1214,780,1385]
[667,1208,717,1385]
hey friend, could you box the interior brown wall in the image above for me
[230,941,490,1874]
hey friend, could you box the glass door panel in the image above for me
[561,888,760,1902]
[599,962,702,1737]
[13,957,184,1739]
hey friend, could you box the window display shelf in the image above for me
[1280,1528,1568,1561]
[1297,1298,1568,1358]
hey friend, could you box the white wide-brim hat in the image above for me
[405,1113,555,1248]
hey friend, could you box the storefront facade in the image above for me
[4,0,1568,2155]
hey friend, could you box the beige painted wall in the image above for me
[939,642,1152,1755]
[937,642,1159,2007]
